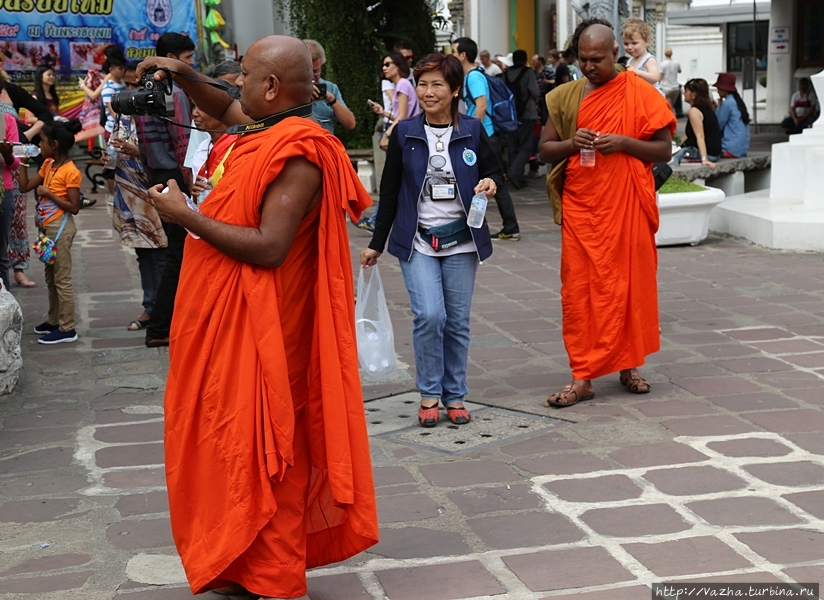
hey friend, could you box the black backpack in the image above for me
[504,66,529,119]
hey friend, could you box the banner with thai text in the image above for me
[0,0,198,83]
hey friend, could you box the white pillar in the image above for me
[764,0,795,124]
[557,0,569,49]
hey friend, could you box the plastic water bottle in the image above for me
[467,192,488,228]
[12,144,40,158]
[580,147,595,167]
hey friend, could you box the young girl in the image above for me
[18,118,83,344]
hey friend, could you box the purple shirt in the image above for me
[392,78,419,121]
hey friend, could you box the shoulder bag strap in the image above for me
[52,213,69,242]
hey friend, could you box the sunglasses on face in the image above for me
[382,62,393,68]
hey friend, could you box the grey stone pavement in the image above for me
[1,163,824,600]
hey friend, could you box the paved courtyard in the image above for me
[0,176,823,600]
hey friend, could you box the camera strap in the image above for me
[226,104,314,135]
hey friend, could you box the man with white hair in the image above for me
[479,49,502,77]
[303,39,356,134]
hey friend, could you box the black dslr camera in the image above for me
[110,68,175,117]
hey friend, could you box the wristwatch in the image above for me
[327,96,337,106]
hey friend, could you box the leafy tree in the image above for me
[276,0,437,148]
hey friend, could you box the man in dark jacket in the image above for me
[504,50,539,189]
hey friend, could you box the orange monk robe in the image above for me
[560,72,676,380]
[163,116,379,597]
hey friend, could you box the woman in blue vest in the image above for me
[360,53,503,428]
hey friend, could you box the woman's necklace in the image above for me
[425,119,451,152]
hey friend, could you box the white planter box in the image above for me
[656,187,726,247]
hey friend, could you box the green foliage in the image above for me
[659,179,708,194]
[275,0,437,149]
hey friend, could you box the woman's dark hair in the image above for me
[125,60,141,74]
[33,65,58,110]
[413,53,463,128]
[102,44,125,75]
[729,90,750,125]
[384,52,410,79]
[684,78,713,110]
[42,117,82,154]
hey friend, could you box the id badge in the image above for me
[431,184,455,200]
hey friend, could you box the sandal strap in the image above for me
[547,387,578,405]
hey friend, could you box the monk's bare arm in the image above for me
[149,157,322,268]
[538,117,599,163]
[136,57,250,126]
[593,127,672,163]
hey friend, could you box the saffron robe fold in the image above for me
[560,72,676,380]
[164,116,378,594]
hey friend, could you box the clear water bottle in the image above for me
[467,192,488,228]
[580,147,595,167]
[12,144,40,158]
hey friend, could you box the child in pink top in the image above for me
[0,111,21,291]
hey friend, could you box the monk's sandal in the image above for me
[546,386,595,408]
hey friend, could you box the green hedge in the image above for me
[276,0,437,149]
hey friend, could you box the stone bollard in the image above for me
[0,287,23,394]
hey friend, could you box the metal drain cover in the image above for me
[375,406,563,455]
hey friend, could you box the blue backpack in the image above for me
[465,67,520,135]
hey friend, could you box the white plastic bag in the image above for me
[355,265,397,379]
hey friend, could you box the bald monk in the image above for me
[538,22,676,408]
[137,35,378,600]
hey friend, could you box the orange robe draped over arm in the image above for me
[560,72,676,380]
[163,117,379,595]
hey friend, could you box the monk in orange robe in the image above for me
[539,22,676,407]
[138,36,378,600]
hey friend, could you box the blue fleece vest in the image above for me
[386,113,493,262]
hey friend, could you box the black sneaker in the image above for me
[33,321,58,335]
[492,230,521,241]
[38,329,78,345]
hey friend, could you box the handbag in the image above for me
[417,216,472,252]
[33,214,68,265]
[652,162,673,191]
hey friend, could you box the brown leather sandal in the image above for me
[546,385,595,408]
[619,372,651,394]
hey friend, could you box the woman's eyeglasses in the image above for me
[382,62,393,68]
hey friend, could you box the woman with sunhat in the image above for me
[713,72,750,158]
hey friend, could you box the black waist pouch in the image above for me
[418,216,472,252]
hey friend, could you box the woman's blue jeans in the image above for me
[399,250,478,407]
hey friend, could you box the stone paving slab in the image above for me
[2,183,824,598]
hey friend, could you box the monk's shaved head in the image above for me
[576,23,618,87]
[239,35,313,118]
[579,24,615,54]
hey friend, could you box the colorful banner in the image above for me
[0,0,198,83]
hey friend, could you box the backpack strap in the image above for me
[463,66,488,106]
